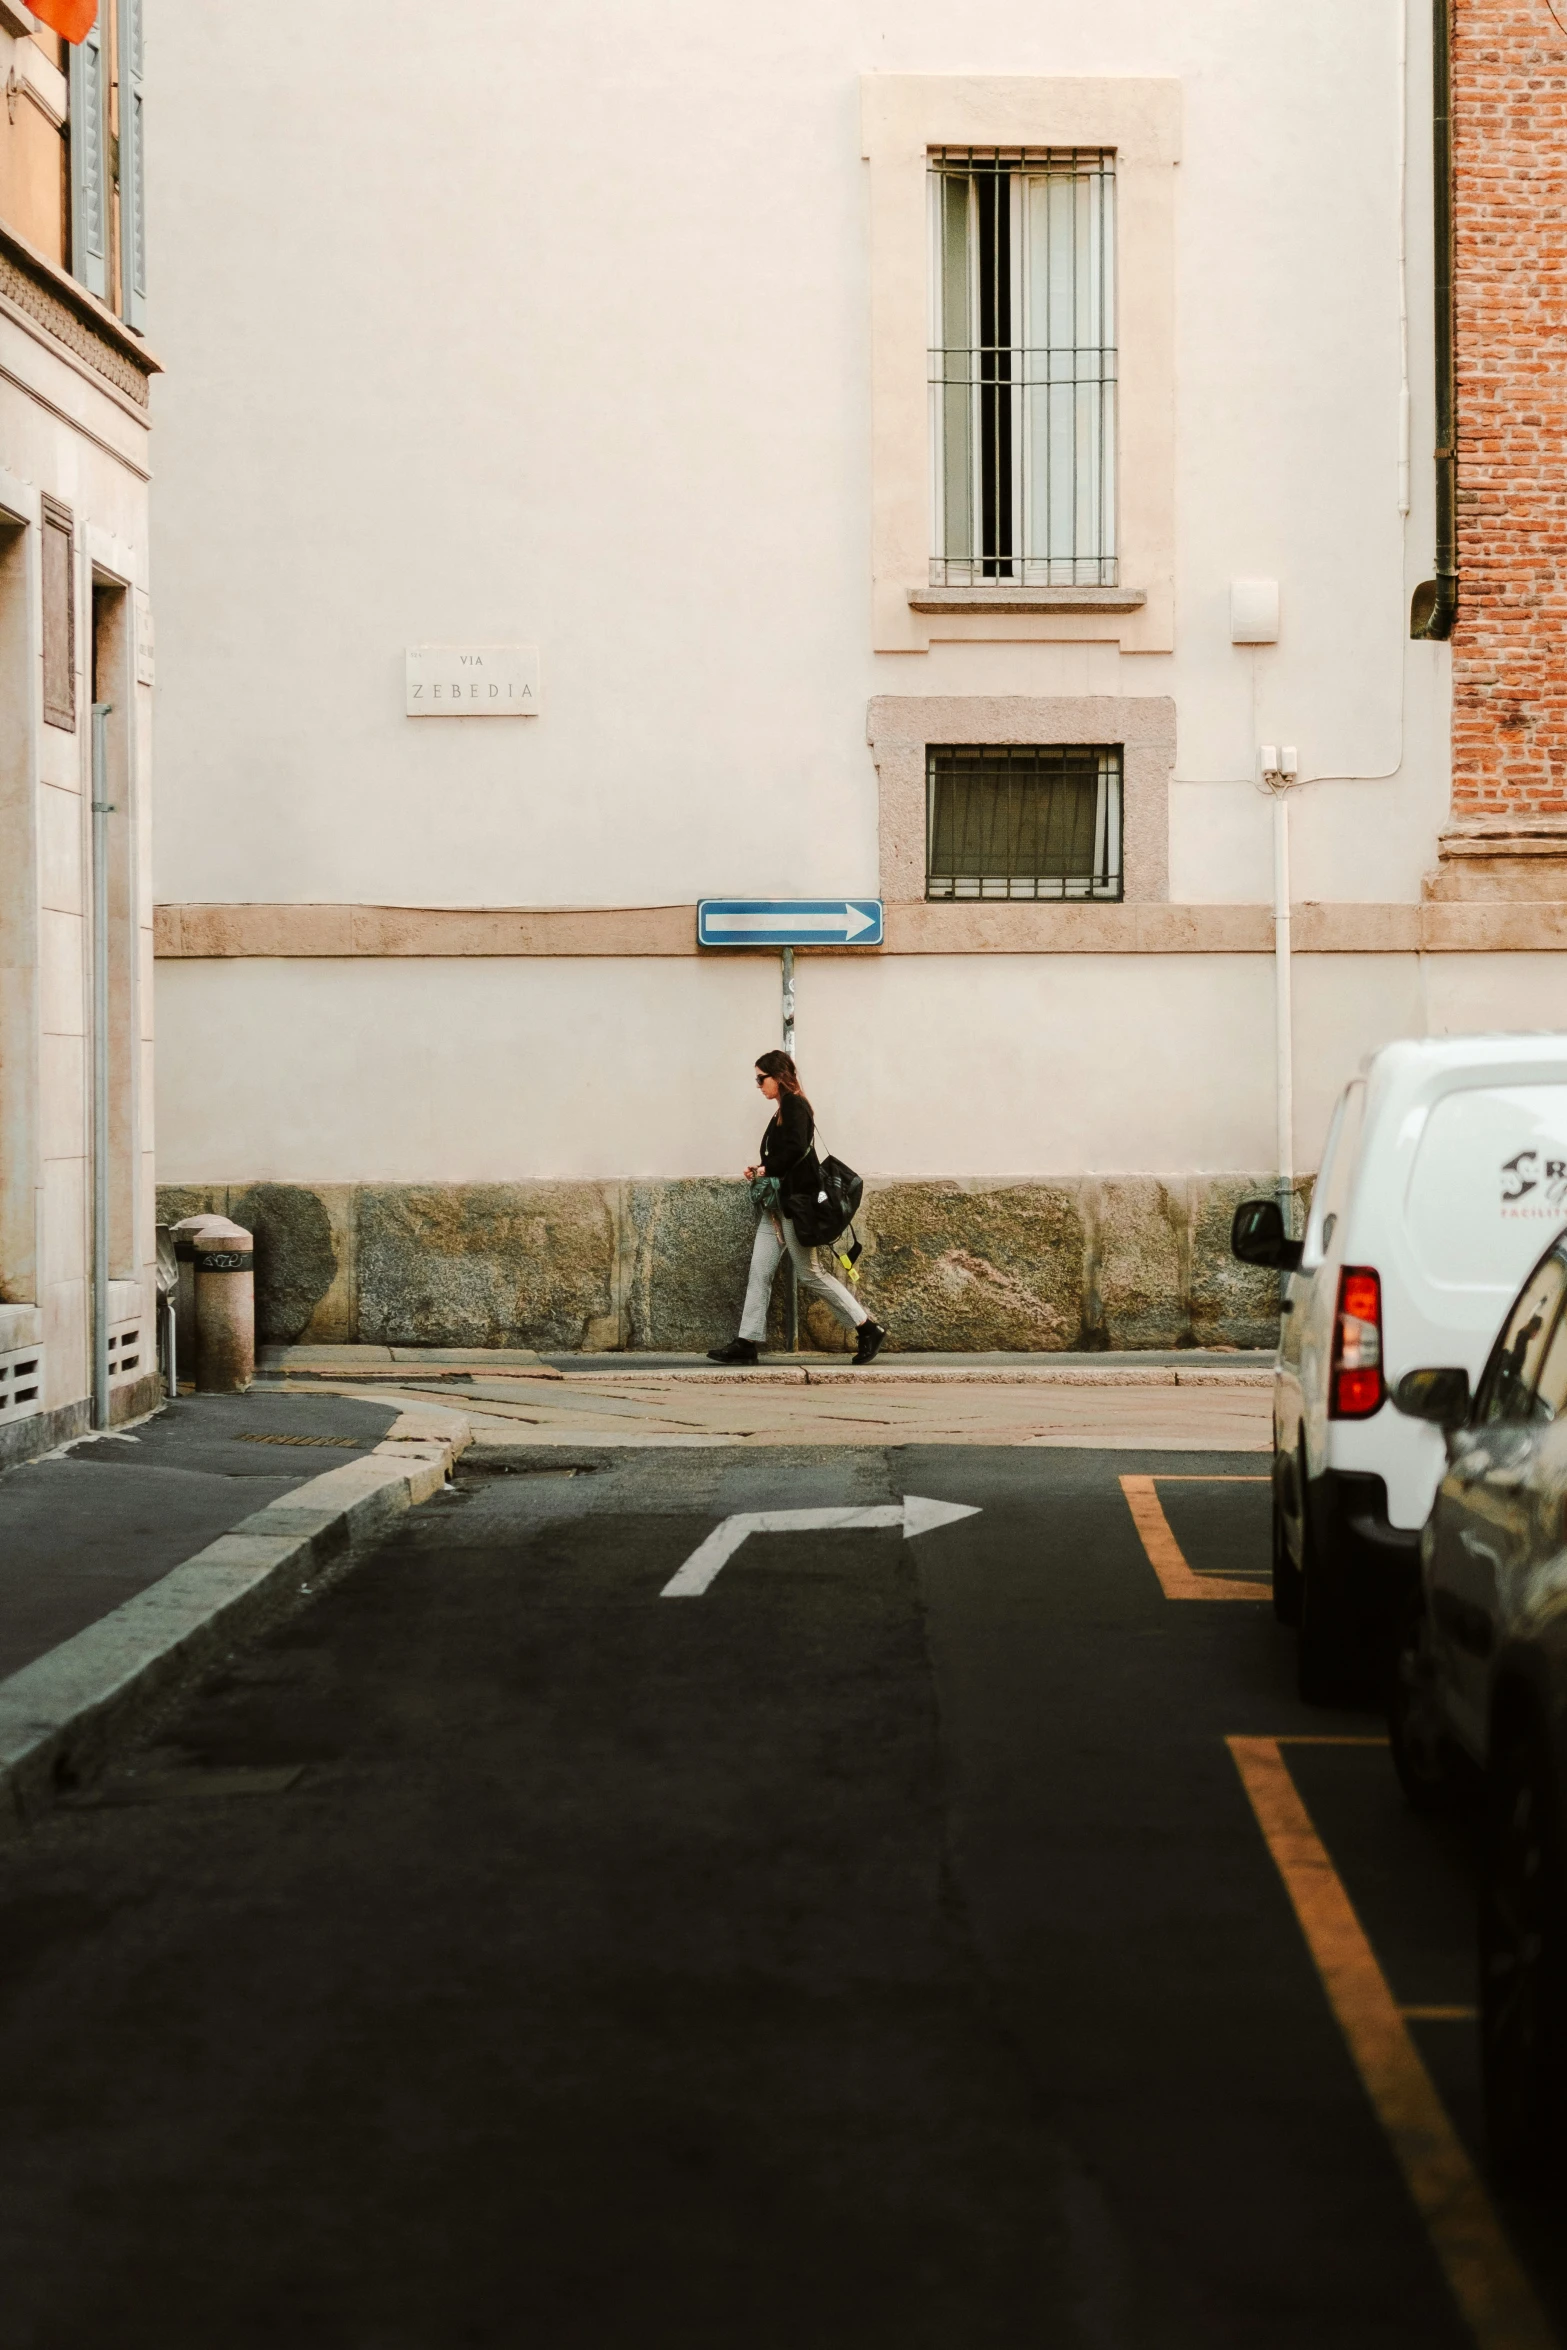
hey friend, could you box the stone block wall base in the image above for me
[112,1369,165,1426]
[0,1368,162,1473]
[156,1177,1290,1354]
[1425,818,1567,901]
[0,1397,90,1472]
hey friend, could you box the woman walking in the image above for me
[707,1050,887,1366]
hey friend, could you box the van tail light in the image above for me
[1330,1266,1385,1418]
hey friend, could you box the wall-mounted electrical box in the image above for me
[1231,578,1280,644]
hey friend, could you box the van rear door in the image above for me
[1403,1083,1567,1352]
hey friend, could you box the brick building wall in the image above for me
[1451,0,1567,818]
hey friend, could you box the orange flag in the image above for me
[29,0,98,40]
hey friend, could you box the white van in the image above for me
[1231,1034,1567,1700]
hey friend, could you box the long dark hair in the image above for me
[756,1049,809,1109]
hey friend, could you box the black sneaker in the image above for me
[707,1337,760,1365]
[853,1321,887,1365]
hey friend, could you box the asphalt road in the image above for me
[0,1443,1556,2349]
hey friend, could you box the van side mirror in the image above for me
[1230,1198,1304,1273]
[1393,1367,1472,1429]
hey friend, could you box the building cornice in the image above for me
[0,216,161,408]
[152,900,1567,959]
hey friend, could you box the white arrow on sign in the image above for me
[660,1494,980,1597]
[711,904,879,941]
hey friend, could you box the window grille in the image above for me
[926,745,1123,901]
[929,147,1117,587]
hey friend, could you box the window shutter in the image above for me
[120,0,147,330]
[41,498,76,733]
[68,12,107,300]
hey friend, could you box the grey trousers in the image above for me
[739,1213,868,1344]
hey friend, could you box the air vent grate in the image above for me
[107,1322,143,1385]
[0,1347,43,1422]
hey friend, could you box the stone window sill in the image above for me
[907,586,1148,615]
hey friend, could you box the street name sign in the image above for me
[405,644,540,716]
[697,898,884,948]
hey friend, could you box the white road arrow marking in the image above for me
[660,1494,980,1597]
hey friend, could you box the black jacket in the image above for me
[760,1093,819,1203]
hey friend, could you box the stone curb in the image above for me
[264,1363,567,1384]
[564,1364,1275,1389]
[260,1363,1278,1391]
[0,1405,471,1825]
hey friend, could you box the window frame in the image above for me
[928,147,1118,591]
[925,743,1124,903]
[1475,1247,1567,1427]
[1300,1082,1367,1271]
[862,75,1179,655]
[868,691,1174,911]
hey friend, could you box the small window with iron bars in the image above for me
[929,146,1117,587]
[926,745,1123,902]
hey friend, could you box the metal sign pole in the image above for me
[90,702,113,1430]
[782,946,798,1351]
[1271,784,1295,1230]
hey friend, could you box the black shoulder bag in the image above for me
[785,1124,865,1250]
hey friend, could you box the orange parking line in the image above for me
[1119,1474,1272,1602]
[1228,1735,1555,2350]
[1278,1734,1391,1747]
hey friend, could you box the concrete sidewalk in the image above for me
[253,1347,1276,1452]
[0,1390,471,1816]
[0,1393,403,1679]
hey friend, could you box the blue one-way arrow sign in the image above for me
[698,898,884,948]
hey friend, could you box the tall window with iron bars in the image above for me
[928,145,1117,588]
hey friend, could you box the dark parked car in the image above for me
[1392,1233,1567,2173]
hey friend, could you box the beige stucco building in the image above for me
[0,0,159,1457]
[144,2,1567,1356]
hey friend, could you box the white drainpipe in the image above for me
[91,700,112,1430]
[1260,748,1300,1228]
